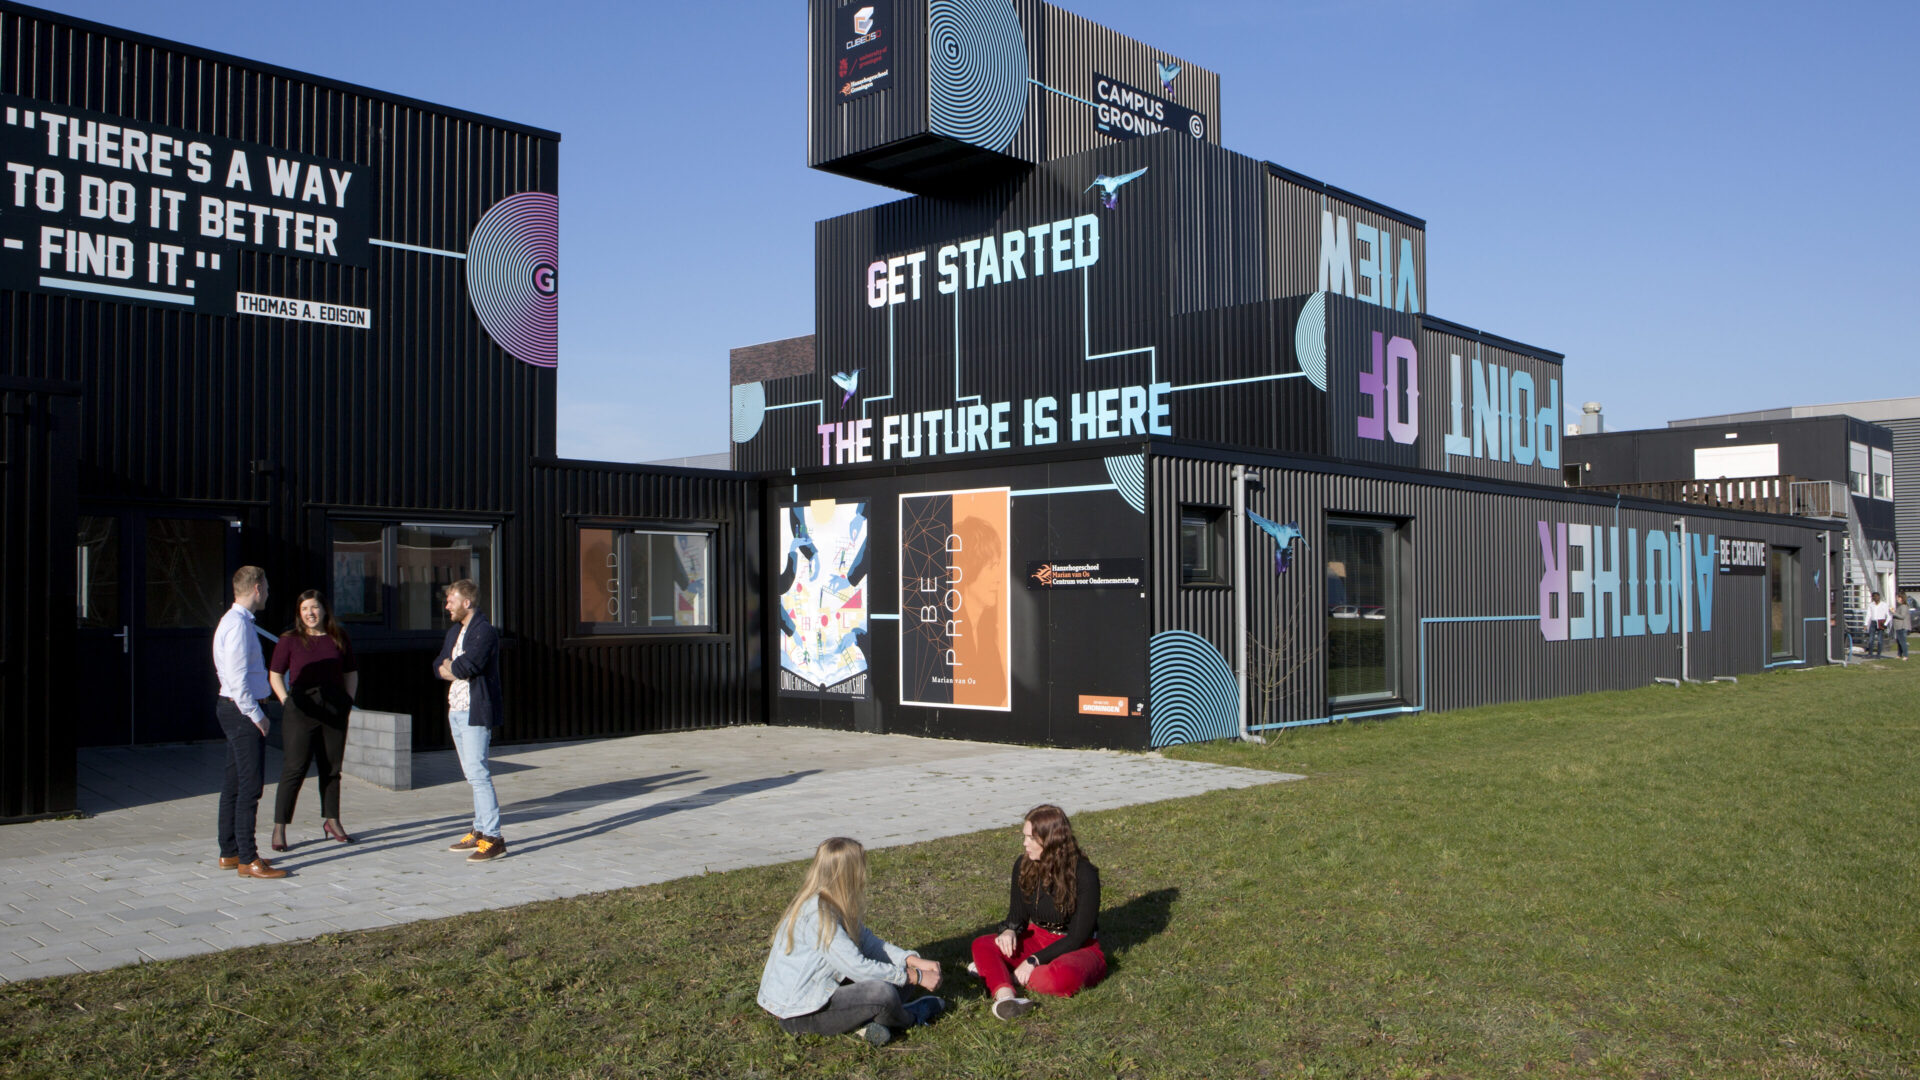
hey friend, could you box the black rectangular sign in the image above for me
[1716,536,1767,575]
[1,93,371,314]
[835,1,893,101]
[1025,558,1145,590]
[1091,74,1207,142]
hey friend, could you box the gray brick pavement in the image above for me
[0,726,1294,982]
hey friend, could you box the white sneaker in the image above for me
[966,960,979,976]
[991,996,1035,1020]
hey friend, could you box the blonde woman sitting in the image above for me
[757,837,946,1046]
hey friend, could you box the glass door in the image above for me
[75,515,131,747]
[75,510,241,745]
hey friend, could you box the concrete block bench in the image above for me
[344,709,412,790]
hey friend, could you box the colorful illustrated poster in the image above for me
[899,488,1011,710]
[778,500,870,698]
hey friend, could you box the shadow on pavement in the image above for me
[507,769,825,856]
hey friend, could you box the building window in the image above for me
[1848,442,1870,497]
[576,526,714,633]
[1871,447,1893,501]
[1326,518,1403,705]
[330,520,496,631]
[1179,506,1229,586]
[1768,547,1799,659]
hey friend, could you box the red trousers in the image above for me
[971,923,1107,999]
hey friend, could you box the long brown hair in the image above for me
[773,837,868,954]
[1017,804,1089,915]
[286,590,347,649]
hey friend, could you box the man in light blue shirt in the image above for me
[213,566,286,879]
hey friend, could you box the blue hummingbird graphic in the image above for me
[1084,166,1148,209]
[1156,60,1180,93]
[1247,511,1306,574]
[830,370,860,407]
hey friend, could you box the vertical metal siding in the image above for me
[0,382,79,818]
[1416,325,1566,483]
[1015,0,1221,164]
[1266,171,1426,306]
[807,0,1220,192]
[1150,451,1832,730]
[1880,416,1920,585]
[0,8,756,757]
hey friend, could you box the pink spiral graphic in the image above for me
[466,191,559,368]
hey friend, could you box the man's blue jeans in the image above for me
[448,710,501,837]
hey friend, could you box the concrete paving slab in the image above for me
[0,726,1294,982]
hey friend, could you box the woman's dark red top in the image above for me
[269,630,358,693]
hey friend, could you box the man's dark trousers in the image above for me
[216,699,270,864]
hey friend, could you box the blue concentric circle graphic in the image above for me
[731,382,767,444]
[466,191,559,368]
[1148,631,1239,747]
[1104,453,1146,513]
[927,0,1028,153]
[1294,290,1328,392]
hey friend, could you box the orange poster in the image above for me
[899,488,1011,710]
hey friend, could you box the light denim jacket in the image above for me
[757,896,916,1018]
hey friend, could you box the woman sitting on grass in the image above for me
[757,837,946,1046]
[970,804,1106,1019]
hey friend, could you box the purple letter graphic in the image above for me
[1358,332,1387,441]
[1538,520,1568,641]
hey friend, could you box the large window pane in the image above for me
[1326,519,1400,703]
[331,521,386,623]
[579,528,620,627]
[627,531,711,629]
[144,518,226,629]
[397,524,494,629]
[77,516,120,628]
[1769,547,1798,659]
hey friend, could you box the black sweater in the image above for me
[999,855,1100,965]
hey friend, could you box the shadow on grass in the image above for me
[913,886,1182,1002]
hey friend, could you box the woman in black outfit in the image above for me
[268,590,359,848]
[969,803,1106,1019]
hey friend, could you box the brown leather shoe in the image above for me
[237,859,288,879]
[218,856,242,870]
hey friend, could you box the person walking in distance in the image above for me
[1866,592,1891,658]
[1893,591,1912,660]
[436,579,506,861]
[214,566,287,880]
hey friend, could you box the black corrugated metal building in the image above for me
[729,0,1841,750]
[0,2,757,819]
[1565,415,1897,642]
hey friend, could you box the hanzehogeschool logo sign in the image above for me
[836,2,892,101]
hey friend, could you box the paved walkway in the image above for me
[0,727,1295,982]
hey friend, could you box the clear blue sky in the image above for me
[32,0,1920,462]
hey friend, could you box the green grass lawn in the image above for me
[4,662,1917,1079]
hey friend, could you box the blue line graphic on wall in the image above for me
[731,382,766,443]
[1156,60,1180,93]
[1247,511,1304,573]
[1085,167,1148,209]
[1148,631,1238,747]
[927,0,1028,152]
[1294,291,1328,392]
[1104,454,1146,513]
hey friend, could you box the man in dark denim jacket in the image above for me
[434,579,506,861]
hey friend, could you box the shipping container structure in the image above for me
[0,1,757,818]
[1566,417,1897,641]
[1664,398,1918,593]
[733,0,1842,749]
